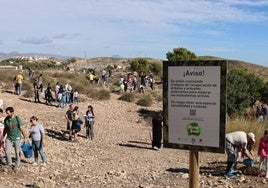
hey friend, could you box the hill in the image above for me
[66,56,268,82]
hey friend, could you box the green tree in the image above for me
[227,69,264,116]
[130,58,150,73]
[166,47,198,61]
[260,82,268,104]
[150,62,162,75]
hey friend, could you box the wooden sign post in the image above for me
[189,150,199,188]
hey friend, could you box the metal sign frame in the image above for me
[163,60,226,153]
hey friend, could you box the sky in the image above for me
[0,0,268,66]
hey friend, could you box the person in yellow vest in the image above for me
[16,72,23,95]
[89,73,94,83]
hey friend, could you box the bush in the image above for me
[137,94,152,107]
[150,62,162,76]
[23,90,34,98]
[130,58,150,74]
[118,93,135,102]
[89,89,110,100]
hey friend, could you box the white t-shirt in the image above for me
[226,131,247,148]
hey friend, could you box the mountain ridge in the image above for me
[0,51,69,60]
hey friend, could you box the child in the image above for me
[258,129,268,178]
[85,105,95,140]
[73,89,79,104]
[29,116,47,166]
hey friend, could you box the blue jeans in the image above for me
[18,83,22,95]
[32,140,46,163]
[5,137,21,166]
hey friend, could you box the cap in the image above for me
[248,132,255,142]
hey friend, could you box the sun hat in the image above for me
[248,132,255,142]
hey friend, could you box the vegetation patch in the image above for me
[118,93,135,102]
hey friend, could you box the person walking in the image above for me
[151,112,163,151]
[258,129,268,178]
[73,89,79,104]
[71,106,82,142]
[3,107,27,171]
[33,79,41,103]
[65,104,74,141]
[15,72,24,95]
[45,83,53,106]
[225,131,255,178]
[29,116,47,166]
[38,74,43,93]
[85,105,95,140]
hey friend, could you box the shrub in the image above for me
[23,90,34,98]
[130,58,150,74]
[150,62,162,76]
[22,82,33,92]
[137,94,152,107]
[118,93,135,102]
[89,88,110,100]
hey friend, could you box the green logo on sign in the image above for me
[186,122,201,136]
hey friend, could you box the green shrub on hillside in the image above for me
[137,94,152,107]
[89,88,110,100]
[118,93,135,102]
[150,62,162,76]
[227,69,265,117]
[130,58,150,74]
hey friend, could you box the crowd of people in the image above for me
[0,102,96,171]
[64,104,95,142]
[116,71,155,94]
[32,74,79,107]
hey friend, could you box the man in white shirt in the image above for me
[225,131,255,177]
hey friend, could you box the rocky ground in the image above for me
[0,91,267,188]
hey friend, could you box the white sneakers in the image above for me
[32,162,47,167]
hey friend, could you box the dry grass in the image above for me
[118,93,136,102]
[227,117,268,150]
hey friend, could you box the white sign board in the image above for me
[168,66,221,147]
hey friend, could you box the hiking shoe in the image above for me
[41,162,47,167]
[226,171,236,178]
[32,162,38,166]
[229,169,237,174]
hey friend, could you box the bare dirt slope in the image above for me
[0,91,267,188]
